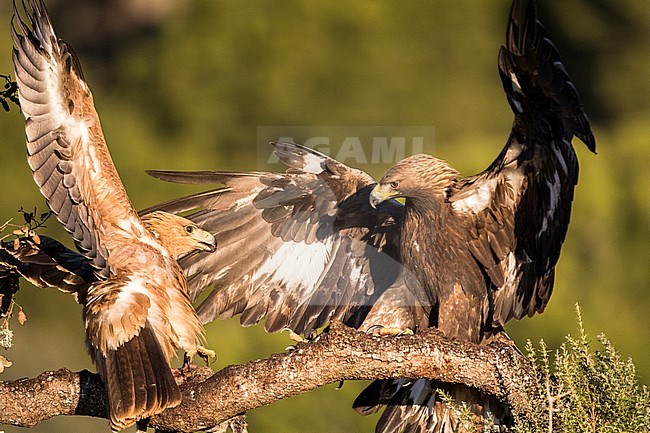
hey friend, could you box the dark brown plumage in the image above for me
[0,264,20,318]
[1,236,93,294]
[10,1,216,429]
[145,0,594,431]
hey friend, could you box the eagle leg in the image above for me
[179,345,217,373]
[178,353,199,376]
[174,361,193,377]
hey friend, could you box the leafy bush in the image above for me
[514,306,650,433]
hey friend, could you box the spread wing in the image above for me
[11,6,187,425]
[448,0,596,326]
[146,142,426,335]
[0,236,94,296]
[12,0,146,279]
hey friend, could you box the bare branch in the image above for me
[0,322,535,432]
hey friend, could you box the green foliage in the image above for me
[514,306,650,433]
[418,308,649,433]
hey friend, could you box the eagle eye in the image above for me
[185,225,195,234]
[389,181,399,189]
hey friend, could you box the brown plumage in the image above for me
[4,0,595,431]
[144,0,594,431]
[10,1,216,429]
[0,235,94,306]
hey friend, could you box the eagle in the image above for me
[143,0,595,430]
[2,0,595,431]
[10,1,217,430]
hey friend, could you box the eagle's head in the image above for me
[370,154,459,207]
[141,211,217,258]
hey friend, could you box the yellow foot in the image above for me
[486,331,523,355]
[196,345,217,364]
[286,329,308,343]
[365,325,414,337]
[380,327,414,337]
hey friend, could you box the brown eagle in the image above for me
[143,0,595,430]
[10,0,216,430]
[2,0,595,431]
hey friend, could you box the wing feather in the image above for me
[449,0,595,326]
[0,235,93,296]
[12,0,147,278]
[146,142,418,335]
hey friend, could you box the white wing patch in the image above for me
[452,162,526,215]
[301,153,326,174]
[233,186,263,210]
[451,178,497,214]
[509,71,523,94]
[551,140,569,175]
[113,277,149,308]
[117,218,170,257]
[508,71,524,113]
[253,236,336,292]
[503,251,520,289]
[98,277,152,350]
[213,265,232,281]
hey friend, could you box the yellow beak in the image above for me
[197,229,217,252]
[369,183,397,208]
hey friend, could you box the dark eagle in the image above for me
[10,0,216,429]
[1,0,595,431]
[143,0,595,430]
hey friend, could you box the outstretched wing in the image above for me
[0,236,94,296]
[355,3,593,431]
[12,0,147,278]
[448,0,596,326]
[146,142,424,335]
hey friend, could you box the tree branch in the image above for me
[0,321,535,432]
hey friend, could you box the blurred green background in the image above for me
[0,1,648,432]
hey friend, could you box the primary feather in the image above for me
[11,1,215,429]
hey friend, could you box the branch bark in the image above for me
[0,321,535,432]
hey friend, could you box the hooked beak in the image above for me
[369,183,397,208]
[199,232,218,253]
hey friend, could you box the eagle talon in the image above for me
[364,325,414,337]
[135,419,149,433]
[181,345,216,372]
[486,331,523,355]
[382,327,414,337]
[196,345,217,365]
[365,324,384,335]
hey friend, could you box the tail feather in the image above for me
[354,379,512,433]
[94,321,181,430]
